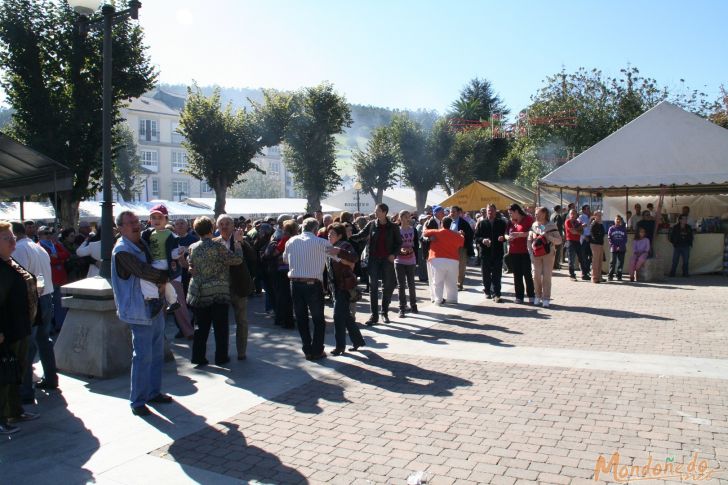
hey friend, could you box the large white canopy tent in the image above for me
[183,198,342,218]
[322,187,448,215]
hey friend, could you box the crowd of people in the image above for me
[0,200,697,426]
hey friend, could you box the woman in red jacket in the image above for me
[423,217,464,305]
[37,227,70,331]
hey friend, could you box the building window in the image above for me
[269,162,280,175]
[151,178,160,197]
[138,119,159,142]
[171,151,187,172]
[139,150,159,171]
[172,180,189,199]
[171,122,185,145]
[201,180,213,193]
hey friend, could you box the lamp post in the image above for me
[68,0,142,279]
[353,180,362,213]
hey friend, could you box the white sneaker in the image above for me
[542,299,550,308]
[533,297,542,305]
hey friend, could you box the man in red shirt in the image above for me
[37,226,71,330]
[505,204,535,304]
[563,209,585,281]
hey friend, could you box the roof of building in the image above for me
[124,96,180,116]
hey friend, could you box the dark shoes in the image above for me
[306,352,327,361]
[349,342,366,351]
[148,393,174,404]
[398,309,406,318]
[410,304,418,314]
[237,355,247,361]
[132,405,151,417]
[36,379,58,391]
[331,347,346,356]
[191,358,209,368]
[7,412,40,424]
[0,422,19,435]
[215,357,231,366]
[365,315,378,326]
[381,312,391,324]
[569,275,577,281]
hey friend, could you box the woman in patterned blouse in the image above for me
[187,216,244,367]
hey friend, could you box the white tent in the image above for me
[183,198,342,217]
[539,101,728,195]
[0,201,56,222]
[322,187,449,215]
[602,194,728,222]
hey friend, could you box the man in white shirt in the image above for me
[283,217,340,360]
[11,222,59,404]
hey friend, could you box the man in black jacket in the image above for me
[474,204,507,302]
[668,215,693,277]
[449,206,475,290]
[350,203,402,324]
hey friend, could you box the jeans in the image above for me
[129,308,165,409]
[52,284,67,330]
[262,269,276,312]
[510,253,534,301]
[481,256,503,297]
[580,240,592,277]
[333,289,364,349]
[367,257,396,316]
[191,303,230,365]
[274,270,294,327]
[609,251,625,278]
[291,280,326,356]
[567,241,585,277]
[395,263,417,310]
[670,246,690,276]
[20,294,58,400]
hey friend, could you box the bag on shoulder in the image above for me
[532,234,551,257]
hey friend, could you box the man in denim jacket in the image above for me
[111,211,173,417]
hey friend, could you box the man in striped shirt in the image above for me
[283,217,342,360]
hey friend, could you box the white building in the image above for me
[96,88,296,202]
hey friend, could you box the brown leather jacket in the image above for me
[327,240,358,291]
[213,236,256,298]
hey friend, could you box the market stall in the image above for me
[539,101,728,276]
[438,180,562,212]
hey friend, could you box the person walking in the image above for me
[474,204,507,302]
[590,211,606,283]
[350,203,402,325]
[527,207,562,307]
[187,217,244,367]
[326,223,365,356]
[448,206,474,291]
[669,215,693,277]
[214,215,256,360]
[283,217,342,360]
[110,211,174,416]
[423,217,464,305]
[506,204,535,304]
[607,215,627,281]
[394,210,419,318]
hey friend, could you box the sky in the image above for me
[8,1,728,115]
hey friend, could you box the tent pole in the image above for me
[20,196,25,222]
[53,170,58,226]
[625,188,629,221]
[559,188,563,208]
[536,184,541,207]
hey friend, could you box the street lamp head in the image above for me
[67,0,100,16]
[353,181,362,191]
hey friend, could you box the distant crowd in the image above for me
[0,200,695,426]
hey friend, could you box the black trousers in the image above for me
[191,303,229,364]
[395,263,417,310]
[481,256,503,297]
[510,253,534,300]
[274,270,294,327]
[368,257,396,316]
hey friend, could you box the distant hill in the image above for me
[157,83,439,176]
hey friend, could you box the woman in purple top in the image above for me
[629,226,651,282]
[607,214,628,281]
[395,210,419,318]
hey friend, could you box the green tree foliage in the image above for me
[352,126,399,203]
[111,124,144,202]
[446,127,508,192]
[0,0,156,226]
[449,78,509,120]
[390,115,440,211]
[709,86,728,129]
[282,82,352,212]
[228,171,282,199]
[179,85,291,217]
[498,137,552,189]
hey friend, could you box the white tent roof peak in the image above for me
[539,101,728,193]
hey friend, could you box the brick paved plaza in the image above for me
[4,269,728,484]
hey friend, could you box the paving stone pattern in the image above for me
[150,352,728,484]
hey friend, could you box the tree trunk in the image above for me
[374,188,384,204]
[415,189,428,213]
[213,184,227,219]
[54,191,79,228]
[306,192,321,213]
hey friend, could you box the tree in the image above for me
[352,126,399,203]
[390,115,439,211]
[179,85,291,217]
[449,78,509,120]
[498,137,551,189]
[227,171,282,199]
[111,124,144,201]
[0,0,156,226]
[427,118,455,194]
[709,86,728,129]
[282,82,352,212]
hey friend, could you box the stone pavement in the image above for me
[2,268,728,485]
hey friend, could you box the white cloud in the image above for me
[176,9,194,26]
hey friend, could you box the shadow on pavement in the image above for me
[555,305,675,320]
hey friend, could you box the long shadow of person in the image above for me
[1,393,100,484]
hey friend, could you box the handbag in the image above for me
[0,344,22,386]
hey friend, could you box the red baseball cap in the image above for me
[149,204,168,216]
